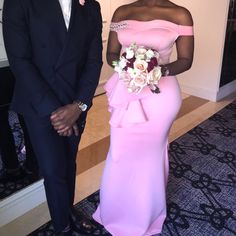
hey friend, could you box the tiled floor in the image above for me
[0,92,235,236]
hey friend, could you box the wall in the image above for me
[95,0,112,94]
[172,0,232,101]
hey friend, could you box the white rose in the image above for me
[126,48,135,59]
[128,75,147,94]
[119,72,132,86]
[130,43,138,51]
[119,57,127,69]
[127,83,139,93]
[145,49,155,59]
[136,47,147,55]
[136,54,145,60]
[133,59,148,73]
[127,81,143,94]
[148,66,162,84]
[127,67,135,76]
[133,74,147,87]
[135,47,147,59]
[127,67,140,78]
[154,51,160,60]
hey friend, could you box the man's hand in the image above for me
[56,124,80,137]
[57,127,73,137]
[50,104,82,135]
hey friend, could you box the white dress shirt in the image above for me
[58,0,72,29]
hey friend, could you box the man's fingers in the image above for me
[51,120,65,127]
[67,129,73,136]
[58,128,73,137]
[54,124,79,137]
[51,118,70,129]
[51,110,61,118]
[57,126,70,134]
[52,123,67,130]
[51,113,64,121]
[51,109,65,120]
[73,124,79,136]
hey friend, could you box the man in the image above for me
[3,0,103,235]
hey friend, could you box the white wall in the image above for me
[173,0,232,101]
[110,0,133,12]
[95,0,112,94]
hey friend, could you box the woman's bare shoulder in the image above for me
[167,3,193,26]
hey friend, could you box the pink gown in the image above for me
[93,20,193,236]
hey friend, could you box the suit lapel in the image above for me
[52,0,68,33]
[55,0,87,69]
[67,0,77,33]
[68,0,87,43]
[36,0,67,44]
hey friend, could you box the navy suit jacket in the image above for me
[3,0,103,117]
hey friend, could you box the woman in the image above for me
[93,0,194,235]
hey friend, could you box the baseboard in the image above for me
[0,179,46,227]
[216,79,236,101]
[179,79,236,102]
[179,82,218,101]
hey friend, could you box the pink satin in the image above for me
[93,20,193,236]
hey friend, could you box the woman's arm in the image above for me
[161,7,194,76]
[106,7,125,67]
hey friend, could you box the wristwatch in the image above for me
[161,65,170,77]
[74,101,88,112]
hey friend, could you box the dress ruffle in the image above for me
[104,73,153,128]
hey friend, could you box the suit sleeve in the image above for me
[2,0,61,116]
[75,1,103,107]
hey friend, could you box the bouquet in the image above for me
[112,43,162,94]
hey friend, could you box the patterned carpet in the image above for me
[0,112,30,199]
[0,112,40,199]
[30,101,236,236]
[0,111,25,171]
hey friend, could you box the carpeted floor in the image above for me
[0,111,41,199]
[29,101,236,236]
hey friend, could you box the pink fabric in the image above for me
[93,20,192,236]
[178,25,194,36]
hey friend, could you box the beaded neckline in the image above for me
[112,19,193,27]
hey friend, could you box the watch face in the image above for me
[80,104,87,111]
[165,69,170,76]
